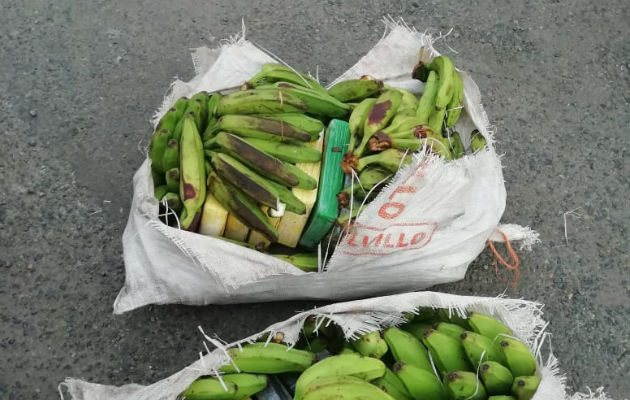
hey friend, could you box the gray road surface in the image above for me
[1,1,628,399]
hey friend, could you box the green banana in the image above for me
[373,368,413,400]
[202,93,222,142]
[489,397,516,400]
[446,71,464,127]
[412,308,439,322]
[443,371,487,400]
[347,98,377,153]
[339,345,357,355]
[220,342,315,374]
[401,322,433,340]
[428,107,446,135]
[274,85,350,118]
[190,91,210,131]
[179,115,206,231]
[162,138,180,171]
[179,373,267,400]
[480,361,514,395]
[171,96,190,121]
[207,172,279,242]
[240,137,322,163]
[328,76,383,102]
[380,116,428,138]
[351,331,388,359]
[172,117,185,142]
[283,163,318,190]
[446,131,465,159]
[152,168,165,186]
[421,329,473,375]
[383,328,433,373]
[393,362,447,400]
[434,322,466,340]
[162,192,182,213]
[209,132,301,188]
[165,168,180,193]
[257,113,325,138]
[301,375,395,400]
[210,152,306,214]
[294,353,386,400]
[182,97,205,135]
[460,331,506,368]
[217,88,308,115]
[302,337,328,353]
[498,337,537,377]
[355,90,403,156]
[468,312,512,342]
[389,87,419,117]
[470,129,487,153]
[210,114,313,143]
[337,167,391,208]
[413,55,455,114]
[416,70,439,124]
[511,376,541,400]
[336,204,367,229]
[154,185,168,200]
[356,149,411,173]
[273,253,318,272]
[155,108,179,133]
[247,63,328,94]
[149,128,171,174]
[436,309,471,330]
[368,132,423,152]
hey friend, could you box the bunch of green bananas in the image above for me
[178,310,540,400]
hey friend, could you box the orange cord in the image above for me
[486,230,520,287]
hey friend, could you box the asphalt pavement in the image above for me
[1,1,628,399]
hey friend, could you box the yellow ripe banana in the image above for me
[302,375,395,400]
[220,342,315,374]
[179,114,206,231]
[393,362,448,400]
[498,337,537,377]
[444,370,487,400]
[179,373,267,400]
[382,328,433,373]
[351,331,388,359]
[294,353,386,400]
[511,375,541,400]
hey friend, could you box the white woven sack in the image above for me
[114,22,539,313]
[63,291,612,400]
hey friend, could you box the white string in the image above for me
[465,349,487,400]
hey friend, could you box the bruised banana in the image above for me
[369,133,424,152]
[209,132,301,188]
[210,152,306,214]
[383,327,433,373]
[347,97,377,152]
[356,148,412,173]
[337,167,391,208]
[351,331,388,359]
[149,128,170,174]
[217,88,308,116]
[180,373,267,400]
[256,113,325,138]
[511,375,541,400]
[328,75,383,102]
[444,371,487,400]
[422,329,473,375]
[165,168,180,193]
[373,367,412,400]
[247,63,328,94]
[354,89,403,156]
[209,114,313,143]
[240,137,322,163]
[480,361,514,395]
[294,353,386,400]
[460,331,506,368]
[274,84,350,118]
[207,172,279,242]
[416,70,439,124]
[220,342,315,374]
[302,375,395,400]
[179,115,206,231]
[498,337,537,377]
[393,362,448,400]
[336,204,367,229]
